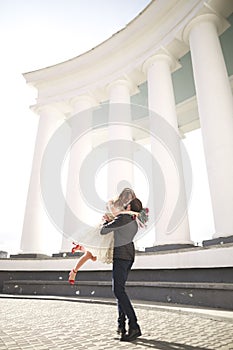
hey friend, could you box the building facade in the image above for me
[21,0,233,255]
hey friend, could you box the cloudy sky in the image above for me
[0,0,215,255]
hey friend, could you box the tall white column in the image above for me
[60,95,97,252]
[107,79,134,199]
[21,104,65,254]
[183,14,233,238]
[143,54,192,246]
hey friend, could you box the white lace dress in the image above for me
[78,224,114,264]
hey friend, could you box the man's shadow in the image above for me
[133,337,212,350]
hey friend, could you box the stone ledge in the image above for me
[3,279,233,310]
[4,280,233,290]
[9,253,50,259]
[145,243,194,253]
[203,235,233,247]
[1,244,233,270]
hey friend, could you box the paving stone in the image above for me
[0,298,233,349]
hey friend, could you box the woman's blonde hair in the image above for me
[106,198,124,214]
[119,188,136,208]
[111,198,124,211]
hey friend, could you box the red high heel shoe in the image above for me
[71,242,85,254]
[68,269,77,285]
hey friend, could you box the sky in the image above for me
[0,0,215,255]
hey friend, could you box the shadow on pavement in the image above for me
[135,338,212,350]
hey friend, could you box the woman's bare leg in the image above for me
[73,251,96,270]
[69,251,96,282]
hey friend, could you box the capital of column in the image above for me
[106,77,138,96]
[182,13,229,44]
[30,102,69,124]
[70,94,98,114]
[31,102,66,116]
[142,52,179,75]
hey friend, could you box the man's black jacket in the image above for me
[100,214,138,261]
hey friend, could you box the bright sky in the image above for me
[0,0,215,255]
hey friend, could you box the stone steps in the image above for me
[3,279,233,310]
[1,264,233,310]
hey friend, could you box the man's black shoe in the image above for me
[120,327,142,342]
[117,327,126,335]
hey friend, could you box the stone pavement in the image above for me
[0,296,233,350]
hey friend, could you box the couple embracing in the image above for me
[69,188,149,342]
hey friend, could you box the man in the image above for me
[100,197,142,342]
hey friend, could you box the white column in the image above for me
[107,79,134,199]
[20,104,65,254]
[60,95,97,252]
[183,14,233,238]
[143,54,192,246]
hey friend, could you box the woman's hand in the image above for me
[102,214,112,222]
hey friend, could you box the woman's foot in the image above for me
[91,256,97,262]
[68,269,77,285]
[71,242,85,254]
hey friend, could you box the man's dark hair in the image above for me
[130,198,142,213]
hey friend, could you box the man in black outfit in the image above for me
[100,198,142,342]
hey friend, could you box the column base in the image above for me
[52,251,84,258]
[10,253,50,259]
[203,235,233,247]
[145,243,194,253]
[0,251,8,258]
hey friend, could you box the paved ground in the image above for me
[0,296,233,350]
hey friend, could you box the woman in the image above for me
[68,188,136,284]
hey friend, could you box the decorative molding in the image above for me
[142,51,181,75]
[23,0,213,104]
[69,94,99,110]
[182,13,230,44]
[106,76,139,96]
[23,1,233,134]
[30,74,233,139]
[30,101,71,116]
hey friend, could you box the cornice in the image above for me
[23,0,233,106]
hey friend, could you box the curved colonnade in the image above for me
[21,0,233,255]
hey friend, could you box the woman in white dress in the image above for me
[68,188,136,285]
